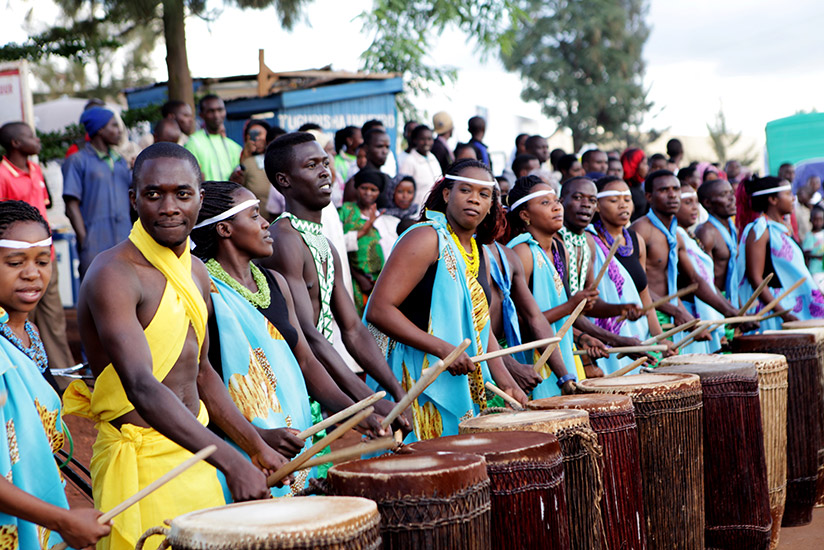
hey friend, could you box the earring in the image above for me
[525,219,531,226]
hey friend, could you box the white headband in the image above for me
[446,174,496,187]
[193,199,260,229]
[596,190,631,199]
[680,191,697,199]
[751,184,792,197]
[509,189,555,211]
[0,237,52,249]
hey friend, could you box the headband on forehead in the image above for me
[193,199,260,229]
[751,184,792,197]
[0,237,52,250]
[445,174,496,187]
[596,190,631,199]
[509,189,555,211]
[680,190,697,199]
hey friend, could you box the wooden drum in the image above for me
[734,333,824,526]
[459,409,604,550]
[327,452,491,550]
[659,352,788,548]
[654,362,771,549]
[403,431,570,550]
[576,373,704,550]
[528,394,646,550]
[136,497,382,550]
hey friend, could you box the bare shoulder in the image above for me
[630,216,653,237]
[80,242,141,306]
[388,224,439,260]
[267,219,307,271]
[190,255,211,295]
[501,244,525,271]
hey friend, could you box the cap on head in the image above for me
[432,112,453,134]
[80,107,115,137]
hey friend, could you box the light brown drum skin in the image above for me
[576,373,704,550]
[734,332,823,527]
[659,352,788,549]
[327,452,491,550]
[528,394,647,550]
[143,497,382,550]
[403,431,570,550]
[459,409,604,550]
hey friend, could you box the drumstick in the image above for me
[589,238,620,291]
[759,309,789,322]
[469,336,560,364]
[379,339,471,429]
[297,391,386,440]
[640,283,699,315]
[268,407,374,487]
[484,381,525,410]
[695,315,762,326]
[297,437,398,470]
[52,445,218,550]
[673,323,712,351]
[737,273,774,314]
[533,299,588,373]
[573,344,668,356]
[603,357,649,378]
[616,319,698,359]
[758,279,806,317]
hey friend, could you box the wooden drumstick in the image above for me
[640,284,699,315]
[534,299,588,373]
[673,323,712,351]
[603,357,649,378]
[696,315,761,326]
[617,320,698,359]
[573,344,668,356]
[297,391,386,440]
[484,381,525,410]
[589,238,621,291]
[759,309,789,322]
[297,437,398,470]
[737,273,773,314]
[469,336,560,363]
[268,407,374,487]
[757,279,805,317]
[52,445,218,550]
[379,339,471,429]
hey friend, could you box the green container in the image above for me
[765,112,824,175]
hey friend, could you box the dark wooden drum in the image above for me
[576,373,704,550]
[459,409,604,550]
[734,332,824,527]
[403,431,570,550]
[659,352,788,549]
[528,394,646,550]
[327,452,491,550]
[136,497,382,550]
[654,362,771,549]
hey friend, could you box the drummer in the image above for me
[191,181,389,495]
[695,179,740,306]
[737,175,824,330]
[0,200,111,549]
[366,159,528,441]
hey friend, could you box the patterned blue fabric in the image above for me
[646,210,679,303]
[706,215,740,308]
[677,227,723,353]
[486,242,522,349]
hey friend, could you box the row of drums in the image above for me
[147,326,824,550]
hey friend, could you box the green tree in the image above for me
[707,103,757,167]
[502,0,652,152]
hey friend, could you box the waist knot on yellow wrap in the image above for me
[63,220,225,550]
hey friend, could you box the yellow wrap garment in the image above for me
[63,221,224,550]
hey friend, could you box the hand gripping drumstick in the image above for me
[268,407,374,487]
[603,357,649,378]
[298,437,398,470]
[573,344,668,356]
[590,238,621,291]
[469,336,560,363]
[484,381,525,410]
[379,339,472,429]
[297,391,386,440]
[533,299,588,373]
[616,319,699,359]
[52,445,218,550]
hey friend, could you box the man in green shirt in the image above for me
[184,94,242,181]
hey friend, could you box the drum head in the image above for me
[458,409,589,435]
[403,431,560,461]
[653,362,758,381]
[167,497,379,549]
[577,372,701,396]
[529,394,633,414]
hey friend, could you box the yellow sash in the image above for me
[63,220,208,422]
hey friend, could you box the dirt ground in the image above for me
[778,507,824,548]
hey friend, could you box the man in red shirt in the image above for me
[0,122,76,372]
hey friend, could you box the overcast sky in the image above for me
[3,0,823,137]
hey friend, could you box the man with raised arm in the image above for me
[63,143,287,550]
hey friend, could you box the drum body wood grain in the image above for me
[148,497,381,550]
[528,394,646,550]
[734,333,823,527]
[659,352,788,549]
[654,362,771,549]
[576,373,704,550]
[327,452,491,550]
[459,409,604,550]
[404,431,570,550]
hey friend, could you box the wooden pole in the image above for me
[640,284,698,315]
[573,344,668,356]
[533,299,588,373]
[758,279,806,317]
[484,381,525,410]
[589,238,620,290]
[297,392,386,440]
[616,320,698,360]
[737,273,774,314]
[469,336,560,364]
[603,357,649,378]
[297,438,398,470]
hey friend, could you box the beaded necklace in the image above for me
[0,318,48,373]
[447,223,479,278]
[593,219,634,257]
[205,258,271,309]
